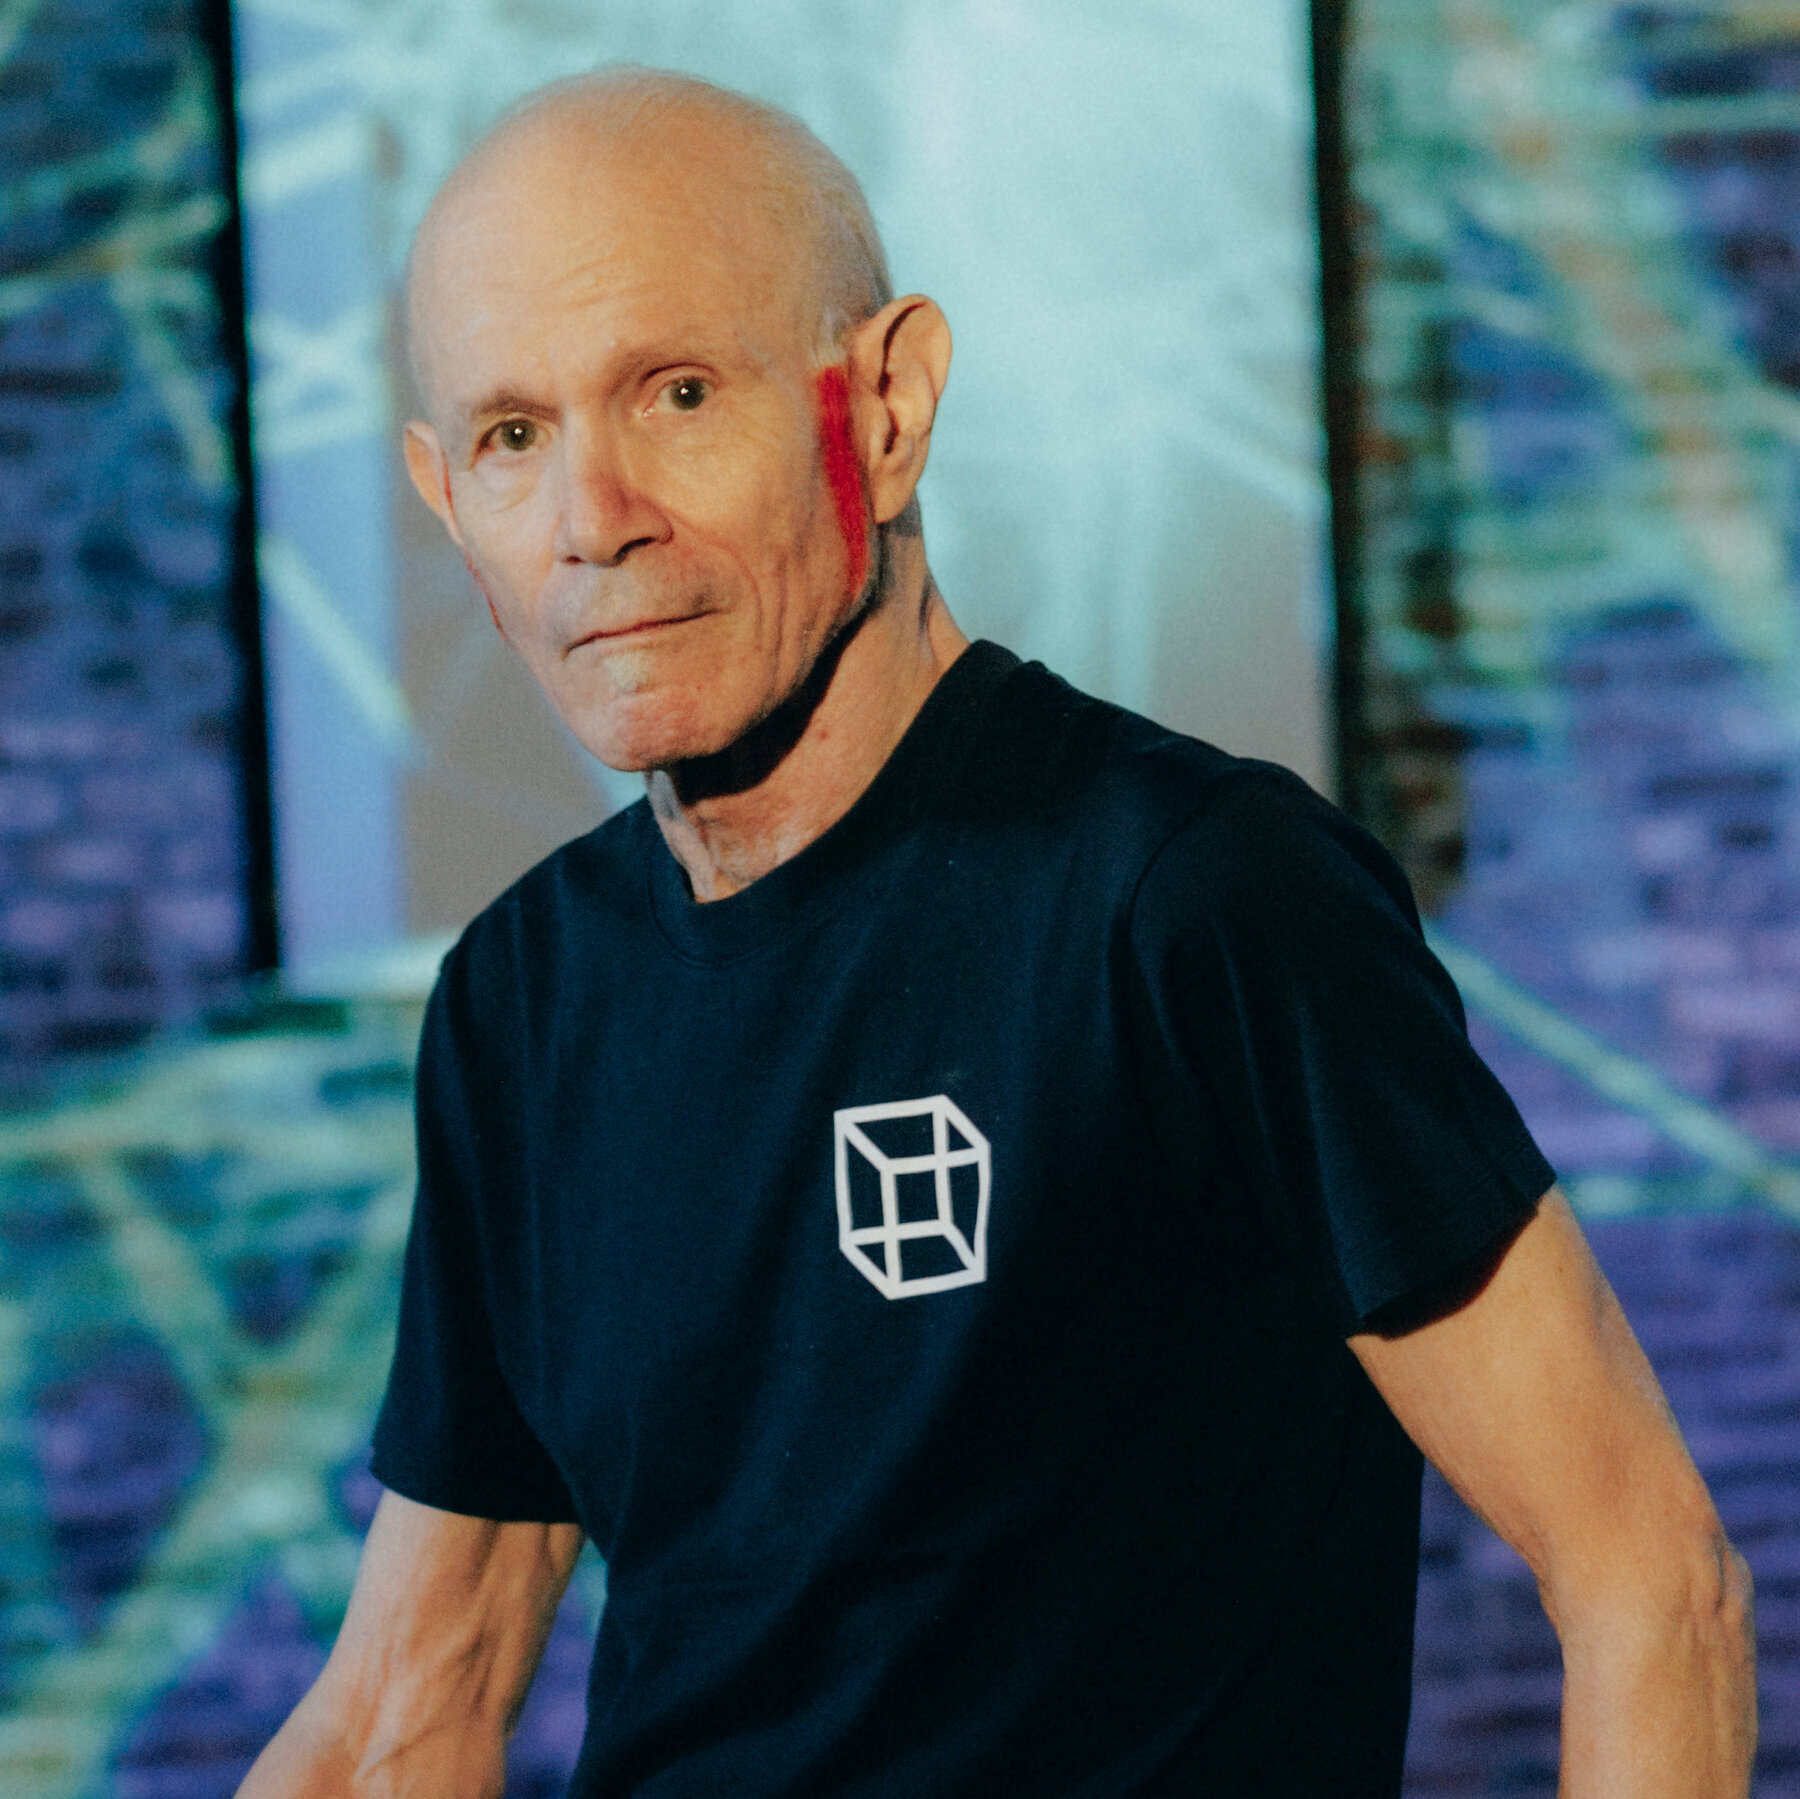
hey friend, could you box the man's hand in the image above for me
[1351,1187,1755,1797]
[235,1491,584,1799]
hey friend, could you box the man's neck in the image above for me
[645,550,969,903]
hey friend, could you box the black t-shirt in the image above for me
[372,642,1554,1798]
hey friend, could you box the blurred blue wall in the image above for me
[15,3,1800,1797]
[1344,5,1800,1789]
[0,0,261,1099]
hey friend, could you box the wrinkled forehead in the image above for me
[408,118,819,416]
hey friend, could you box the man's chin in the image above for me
[566,684,743,775]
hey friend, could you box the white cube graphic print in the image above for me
[833,1096,991,1299]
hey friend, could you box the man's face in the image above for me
[407,128,868,772]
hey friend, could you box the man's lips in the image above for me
[565,611,707,656]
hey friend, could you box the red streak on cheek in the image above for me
[814,364,870,601]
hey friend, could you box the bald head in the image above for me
[399,63,955,792]
[408,67,893,412]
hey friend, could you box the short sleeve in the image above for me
[1128,766,1555,1335]
[370,945,580,1523]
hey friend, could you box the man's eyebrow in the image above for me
[460,390,557,433]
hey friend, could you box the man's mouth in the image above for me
[565,611,707,656]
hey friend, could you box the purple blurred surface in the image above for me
[110,1574,326,1799]
[1440,599,1800,1178]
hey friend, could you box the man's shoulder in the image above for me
[972,652,1338,873]
[1020,682,1416,951]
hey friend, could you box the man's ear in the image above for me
[846,295,952,527]
[403,420,464,546]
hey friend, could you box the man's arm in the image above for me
[1351,1187,1755,1797]
[236,1491,584,1799]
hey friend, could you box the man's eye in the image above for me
[491,420,539,452]
[665,377,709,413]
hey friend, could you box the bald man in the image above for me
[240,68,1753,1799]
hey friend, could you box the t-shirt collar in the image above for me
[645,639,1019,962]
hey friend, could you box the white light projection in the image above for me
[231,0,1329,969]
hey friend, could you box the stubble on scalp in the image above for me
[405,66,895,420]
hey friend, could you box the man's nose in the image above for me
[551,426,671,566]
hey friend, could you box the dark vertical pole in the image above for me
[194,0,280,977]
[1310,0,1369,820]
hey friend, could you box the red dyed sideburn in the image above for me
[814,364,870,601]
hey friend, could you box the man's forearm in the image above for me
[1551,1530,1756,1797]
[235,1497,582,1799]
[1352,1193,1757,1795]
[236,1679,509,1799]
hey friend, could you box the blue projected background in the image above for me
[0,0,260,1100]
[1346,2,1800,1788]
[230,0,1330,982]
[9,1,1800,1796]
